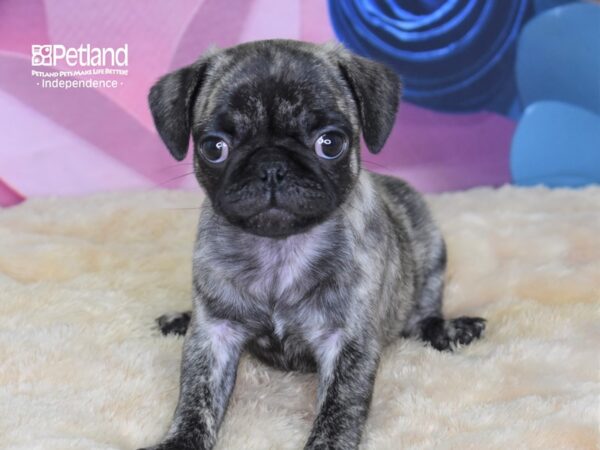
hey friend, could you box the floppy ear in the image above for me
[148,58,211,161]
[337,53,401,154]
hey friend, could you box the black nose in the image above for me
[259,161,288,186]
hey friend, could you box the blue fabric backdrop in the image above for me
[329,0,532,116]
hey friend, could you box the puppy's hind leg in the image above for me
[418,315,486,351]
[405,243,486,351]
[156,311,191,336]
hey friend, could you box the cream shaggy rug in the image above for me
[0,186,598,450]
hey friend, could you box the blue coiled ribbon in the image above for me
[328,0,530,113]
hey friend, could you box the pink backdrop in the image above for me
[0,0,514,207]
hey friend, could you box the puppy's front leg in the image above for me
[306,332,380,450]
[141,314,247,450]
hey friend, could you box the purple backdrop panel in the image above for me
[0,0,514,207]
[369,103,514,192]
[0,179,24,206]
[0,0,49,54]
[0,54,173,185]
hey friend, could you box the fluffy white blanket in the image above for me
[0,186,598,449]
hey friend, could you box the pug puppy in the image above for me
[140,40,485,450]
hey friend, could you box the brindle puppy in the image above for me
[140,40,485,450]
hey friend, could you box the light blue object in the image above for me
[511,101,600,187]
[516,2,600,115]
[532,0,578,14]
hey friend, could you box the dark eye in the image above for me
[199,137,229,163]
[314,131,347,160]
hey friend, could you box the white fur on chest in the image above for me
[244,222,331,300]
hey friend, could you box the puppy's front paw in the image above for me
[137,444,172,450]
[138,437,204,450]
[156,311,191,336]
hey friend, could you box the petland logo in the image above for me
[31,44,129,90]
[32,44,128,67]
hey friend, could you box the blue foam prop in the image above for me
[328,0,530,113]
[516,2,600,115]
[511,101,600,187]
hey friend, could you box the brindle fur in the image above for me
[140,40,485,450]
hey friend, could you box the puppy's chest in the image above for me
[204,228,341,334]
[242,236,323,301]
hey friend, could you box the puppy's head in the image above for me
[149,40,400,238]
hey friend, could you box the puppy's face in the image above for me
[149,40,400,237]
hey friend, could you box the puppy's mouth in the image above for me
[247,206,294,225]
[217,190,328,238]
[234,205,309,238]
